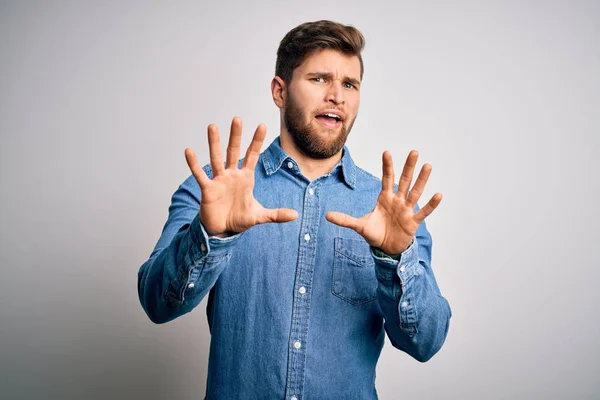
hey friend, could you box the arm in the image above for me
[372,222,451,362]
[137,117,297,324]
[137,175,242,324]
[327,150,450,361]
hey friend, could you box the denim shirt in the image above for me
[138,137,452,399]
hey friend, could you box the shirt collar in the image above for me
[261,136,357,189]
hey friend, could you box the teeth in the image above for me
[323,113,340,120]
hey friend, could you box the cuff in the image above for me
[371,237,420,284]
[187,214,243,266]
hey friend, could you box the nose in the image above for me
[326,80,344,105]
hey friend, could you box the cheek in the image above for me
[347,98,360,117]
[352,96,361,113]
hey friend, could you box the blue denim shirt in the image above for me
[138,137,452,399]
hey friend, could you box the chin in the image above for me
[312,120,343,135]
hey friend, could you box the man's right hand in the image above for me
[184,117,298,237]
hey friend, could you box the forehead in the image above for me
[294,49,361,80]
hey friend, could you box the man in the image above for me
[138,20,451,399]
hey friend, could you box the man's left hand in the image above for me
[326,150,442,255]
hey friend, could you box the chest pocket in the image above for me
[331,237,378,306]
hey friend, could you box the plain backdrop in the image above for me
[1,1,599,399]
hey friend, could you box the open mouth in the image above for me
[315,113,343,128]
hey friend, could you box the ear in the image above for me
[271,76,286,109]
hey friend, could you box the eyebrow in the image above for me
[307,72,361,87]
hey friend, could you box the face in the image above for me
[281,49,362,159]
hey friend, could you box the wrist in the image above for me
[213,231,235,239]
[372,247,401,261]
[378,238,414,257]
[200,217,231,238]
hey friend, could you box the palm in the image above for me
[356,191,418,253]
[199,169,262,234]
[185,117,297,237]
[327,150,442,255]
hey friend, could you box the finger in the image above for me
[397,150,418,198]
[381,151,395,192]
[325,211,361,232]
[406,163,432,206]
[242,124,267,170]
[258,207,298,224]
[414,193,443,224]
[207,123,225,176]
[184,148,210,188]
[226,117,243,169]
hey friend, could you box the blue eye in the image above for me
[344,82,355,89]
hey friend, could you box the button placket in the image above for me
[285,181,320,398]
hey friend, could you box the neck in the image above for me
[279,131,343,182]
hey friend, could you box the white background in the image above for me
[1,1,598,398]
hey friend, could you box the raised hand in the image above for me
[326,150,442,255]
[185,117,298,237]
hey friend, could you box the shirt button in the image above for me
[308,188,314,195]
[287,161,294,169]
[399,265,406,272]
[187,283,195,289]
[304,233,311,242]
[290,397,298,400]
[200,243,207,252]
[401,301,409,308]
[299,286,306,294]
[294,341,302,349]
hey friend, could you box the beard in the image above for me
[283,91,356,159]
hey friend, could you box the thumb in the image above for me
[258,207,298,224]
[326,211,360,231]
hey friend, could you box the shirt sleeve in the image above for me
[137,173,242,324]
[371,220,452,362]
